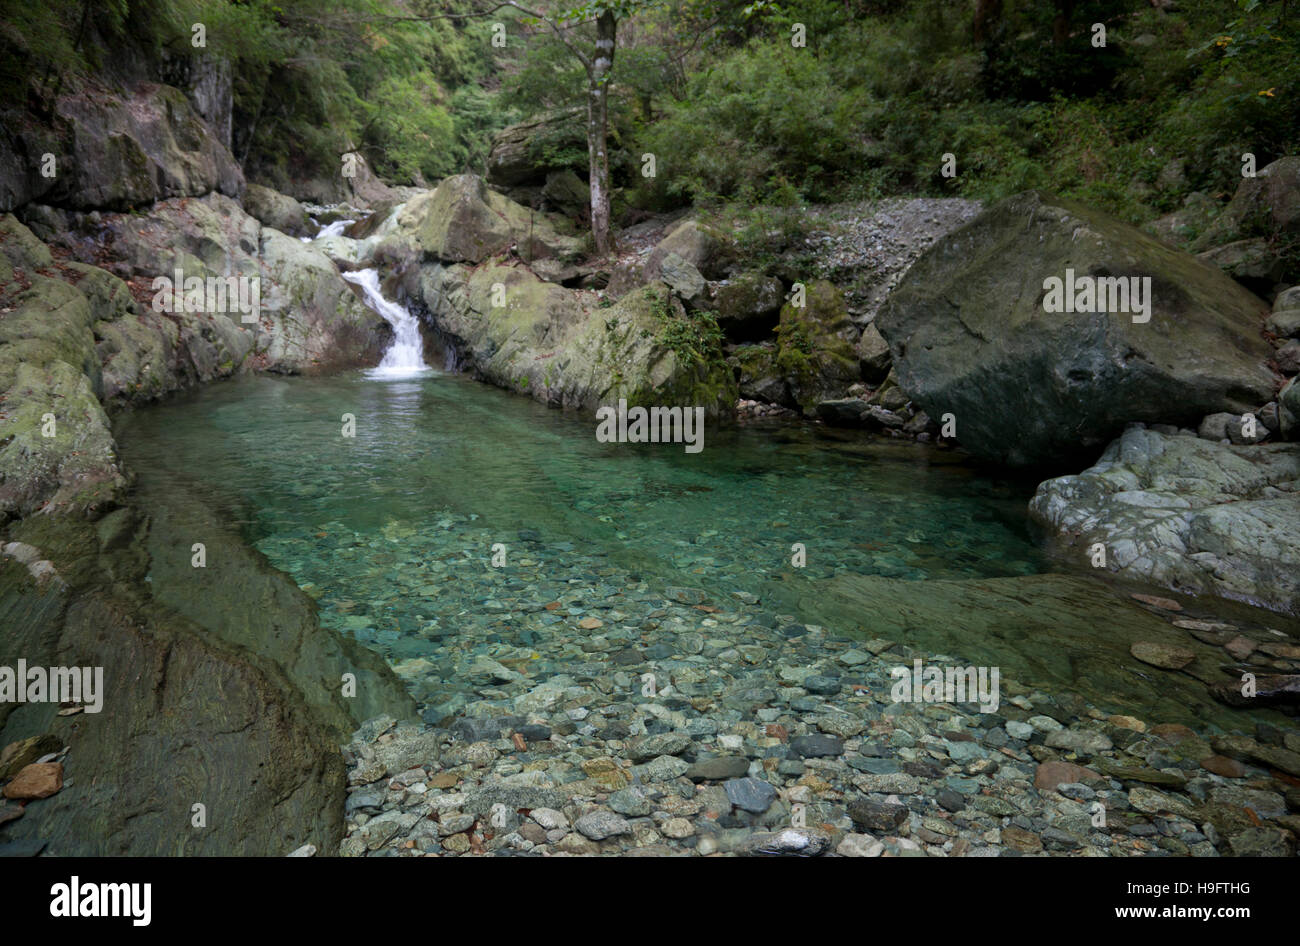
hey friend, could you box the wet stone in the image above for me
[788,734,843,758]
[686,757,751,782]
[847,799,909,832]
[608,786,653,817]
[345,789,385,813]
[740,828,832,857]
[629,732,692,761]
[802,675,841,695]
[575,810,632,840]
[724,777,778,814]
[937,788,966,812]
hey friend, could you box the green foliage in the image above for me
[3,0,1298,231]
[616,0,1299,224]
[0,0,513,190]
[647,288,725,369]
[635,39,870,206]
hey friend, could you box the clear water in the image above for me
[114,371,1043,575]
[112,370,1299,729]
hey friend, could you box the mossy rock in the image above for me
[775,280,860,412]
[715,271,783,341]
[730,343,791,407]
[424,265,735,417]
[396,174,582,265]
[646,220,739,281]
[877,190,1277,469]
[243,182,310,237]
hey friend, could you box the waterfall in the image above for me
[342,268,432,379]
[314,218,354,241]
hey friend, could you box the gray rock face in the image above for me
[1029,425,1300,614]
[541,169,589,217]
[876,191,1277,469]
[86,194,386,376]
[486,110,586,188]
[0,195,393,517]
[714,271,783,341]
[394,174,583,265]
[414,263,737,418]
[243,183,310,237]
[1281,378,1300,438]
[1,81,244,213]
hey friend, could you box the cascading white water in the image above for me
[342,268,432,379]
[316,218,354,239]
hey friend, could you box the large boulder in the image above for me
[0,82,243,213]
[1192,157,1300,251]
[774,281,861,412]
[394,174,583,265]
[1029,425,1300,615]
[243,183,310,237]
[1191,157,1300,289]
[416,263,735,417]
[486,110,587,189]
[645,220,738,281]
[657,252,708,308]
[876,191,1278,469]
[715,271,783,342]
[1266,285,1300,339]
[256,229,389,372]
[81,194,387,375]
[541,169,589,217]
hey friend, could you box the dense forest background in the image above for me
[1,0,1297,228]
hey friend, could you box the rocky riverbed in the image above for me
[324,514,1300,858]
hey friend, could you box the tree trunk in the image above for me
[1052,0,1076,46]
[586,11,616,257]
[973,0,1002,45]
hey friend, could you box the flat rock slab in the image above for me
[788,570,1269,731]
[1131,641,1197,670]
[1034,761,1102,792]
[788,734,844,758]
[1030,427,1300,616]
[685,757,750,782]
[574,810,631,840]
[2,762,63,800]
